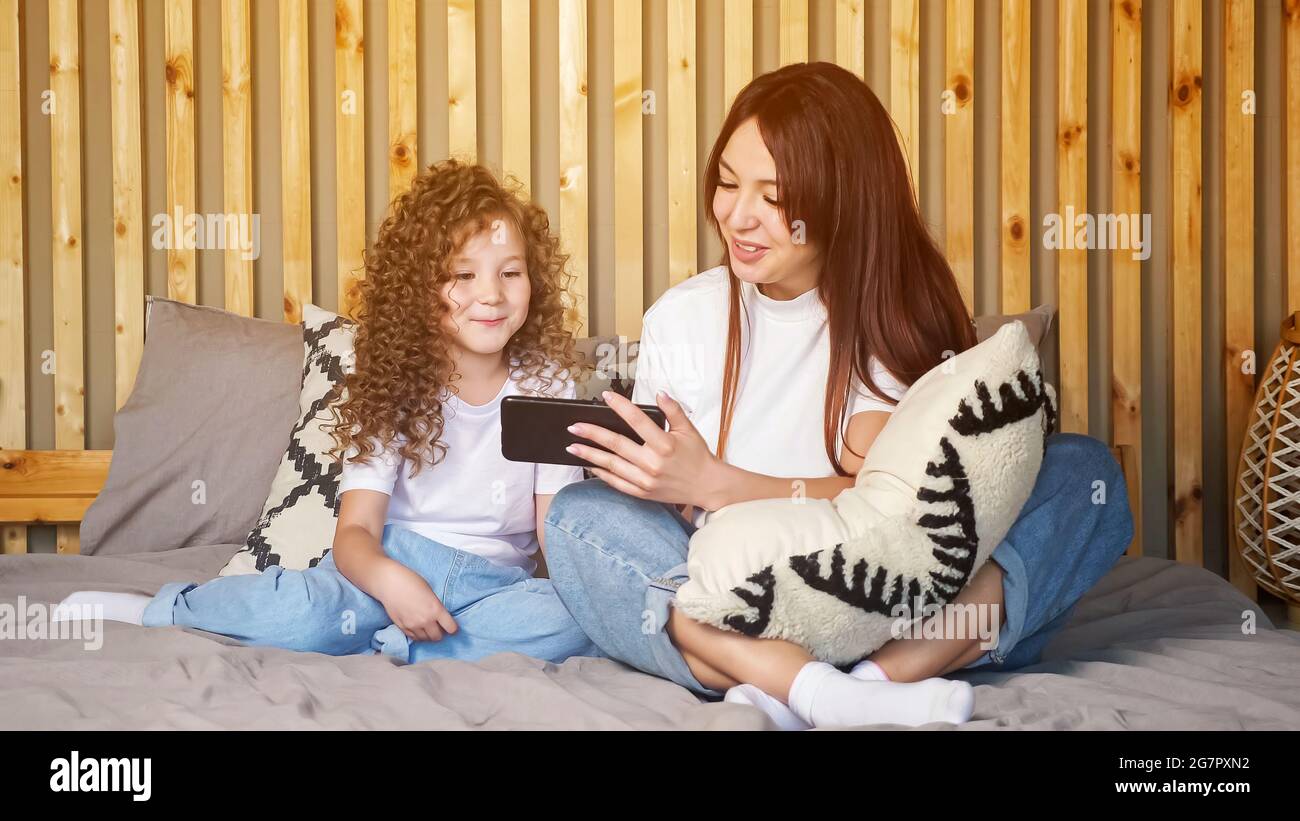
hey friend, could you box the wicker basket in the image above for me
[1235,312,1300,626]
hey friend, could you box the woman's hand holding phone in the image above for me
[565,390,732,511]
[375,562,459,643]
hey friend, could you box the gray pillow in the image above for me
[80,298,303,555]
[975,303,1055,347]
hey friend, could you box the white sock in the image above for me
[787,661,975,728]
[53,591,150,626]
[724,684,811,731]
[722,659,891,730]
[849,659,890,681]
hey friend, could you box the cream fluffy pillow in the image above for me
[673,321,1057,665]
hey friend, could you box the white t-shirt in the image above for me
[631,265,909,526]
[337,370,585,572]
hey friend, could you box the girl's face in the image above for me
[438,218,531,358]
[712,117,820,296]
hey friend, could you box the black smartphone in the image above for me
[500,395,669,467]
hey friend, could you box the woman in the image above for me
[542,63,1133,729]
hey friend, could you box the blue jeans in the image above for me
[542,433,1135,696]
[141,524,600,664]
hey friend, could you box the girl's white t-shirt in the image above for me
[337,371,585,572]
[631,265,909,526]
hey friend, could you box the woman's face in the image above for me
[438,218,532,358]
[712,117,820,297]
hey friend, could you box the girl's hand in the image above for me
[566,390,732,510]
[375,563,458,643]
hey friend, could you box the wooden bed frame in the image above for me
[0,450,111,551]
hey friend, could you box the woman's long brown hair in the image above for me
[703,61,977,475]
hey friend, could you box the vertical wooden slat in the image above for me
[49,0,84,555]
[1288,1,1300,312]
[1223,0,1254,593]
[890,0,920,190]
[448,0,477,162]
[221,0,253,317]
[723,0,752,111]
[1058,0,1088,435]
[835,0,865,80]
[780,0,808,66]
[501,0,531,193]
[1000,0,1030,314]
[336,0,365,319]
[280,0,312,323]
[559,0,588,333]
[0,0,25,554]
[614,0,643,340]
[667,0,695,289]
[109,0,144,411]
[1113,0,1143,558]
[1171,0,1203,565]
[945,0,974,312]
[388,0,417,198]
[164,0,195,304]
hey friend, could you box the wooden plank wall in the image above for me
[1058,0,1088,437]
[0,0,1293,607]
[163,0,194,306]
[279,0,311,324]
[109,0,144,408]
[48,0,83,555]
[1171,0,1203,567]
[890,0,920,192]
[0,0,24,555]
[335,0,364,318]
[1112,0,1142,559]
[221,0,253,318]
[559,0,588,332]
[945,0,974,312]
[999,0,1030,317]
[1222,0,1252,595]
[613,0,643,340]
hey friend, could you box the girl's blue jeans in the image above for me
[541,432,1136,696]
[141,524,601,664]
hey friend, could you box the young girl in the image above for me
[61,160,601,666]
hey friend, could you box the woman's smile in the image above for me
[731,237,769,265]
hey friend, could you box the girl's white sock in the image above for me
[53,591,151,626]
[722,658,893,731]
[787,661,975,728]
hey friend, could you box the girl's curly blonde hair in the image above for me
[327,160,585,476]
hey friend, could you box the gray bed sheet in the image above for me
[1,545,1298,730]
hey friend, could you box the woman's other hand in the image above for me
[565,390,732,510]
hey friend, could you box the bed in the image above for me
[3,300,1299,731]
[2,543,1298,730]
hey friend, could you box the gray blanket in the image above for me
[1,546,1298,730]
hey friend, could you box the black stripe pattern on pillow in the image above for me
[723,365,1056,637]
[242,314,354,571]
